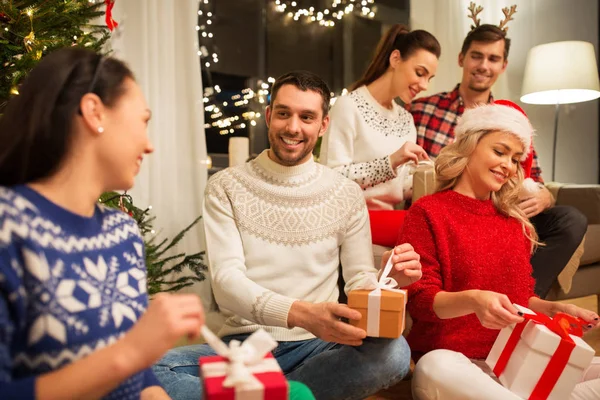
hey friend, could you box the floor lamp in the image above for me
[520,41,600,182]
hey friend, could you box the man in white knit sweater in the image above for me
[153,71,421,400]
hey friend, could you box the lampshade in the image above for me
[521,41,600,105]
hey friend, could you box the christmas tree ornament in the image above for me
[23,31,35,52]
[104,0,118,31]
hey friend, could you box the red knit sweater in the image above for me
[398,190,536,360]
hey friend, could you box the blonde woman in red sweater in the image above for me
[390,100,600,399]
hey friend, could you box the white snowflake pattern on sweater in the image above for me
[0,186,159,399]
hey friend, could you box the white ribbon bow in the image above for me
[362,253,400,293]
[357,255,407,336]
[201,326,278,388]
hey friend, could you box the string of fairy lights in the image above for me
[274,0,376,27]
[197,0,377,136]
[196,0,267,135]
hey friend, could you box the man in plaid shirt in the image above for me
[409,24,587,299]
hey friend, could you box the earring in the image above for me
[97,127,104,133]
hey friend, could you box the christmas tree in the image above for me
[100,192,207,295]
[0,0,110,109]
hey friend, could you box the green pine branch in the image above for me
[99,192,207,296]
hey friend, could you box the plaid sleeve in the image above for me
[530,148,544,183]
[409,96,458,159]
[408,100,428,150]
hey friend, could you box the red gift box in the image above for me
[198,327,288,400]
[200,353,288,400]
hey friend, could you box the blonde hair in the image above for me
[435,129,540,252]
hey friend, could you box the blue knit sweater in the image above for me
[0,185,160,399]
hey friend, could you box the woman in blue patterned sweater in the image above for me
[0,48,205,399]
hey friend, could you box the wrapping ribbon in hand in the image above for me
[357,254,406,336]
[201,326,278,388]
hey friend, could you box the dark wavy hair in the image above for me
[0,47,134,186]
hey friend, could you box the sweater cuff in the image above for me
[258,293,296,328]
[1,377,36,400]
[142,368,161,390]
[408,289,440,322]
[386,155,397,177]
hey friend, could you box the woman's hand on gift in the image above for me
[288,300,366,346]
[120,293,205,370]
[557,302,600,333]
[385,243,422,287]
[389,142,429,170]
[473,291,524,330]
[529,297,600,333]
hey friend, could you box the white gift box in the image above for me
[485,304,595,400]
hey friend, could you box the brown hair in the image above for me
[350,25,441,91]
[461,24,511,60]
[270,70,331,118]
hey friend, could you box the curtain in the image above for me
[108,1,215,311]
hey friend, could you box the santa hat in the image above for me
[455,99,538,192]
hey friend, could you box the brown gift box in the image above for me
[347,289,407,338]
[412,165,435,203]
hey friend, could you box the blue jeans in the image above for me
[153,334,411,400]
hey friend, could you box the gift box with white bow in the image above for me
[363,160,434,209]
[485,304,595,400]
[348,257,407,338]
[412,161,435,203]
[199,327,288,400]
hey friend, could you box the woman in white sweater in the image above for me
[320,25,440,246]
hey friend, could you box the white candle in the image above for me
[228,137,250,167]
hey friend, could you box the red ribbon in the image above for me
[493,311,585,400]
[105,0,119,32]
